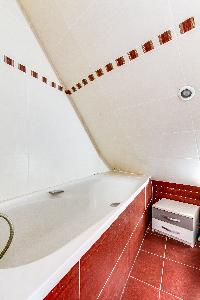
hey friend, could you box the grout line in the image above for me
[165,256,200,271]
[140,249,164,258]
[158,237,167,299]
[129,276,159,290]
[161,289,184,300]
[129,276,184,300]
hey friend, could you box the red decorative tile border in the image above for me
[42,76,47,84]
[105,63,114,72]
[88,74,95,81]
[18,63,26,73]
[116,56,125,67]
[51,81,56,88]
[158,30,172,45]
[2,17,196,95]
[31,70,38,79]
[96,68,104,77]
[4,55,14,67]
[142,40,154,53]
[128,49,138,61]
[179,17,195,34]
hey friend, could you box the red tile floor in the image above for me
[121,229,200,300]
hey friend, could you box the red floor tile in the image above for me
[162,259,200,300]
[130,250,163,288]
[121,278,159,300]
[141,232,166,256]
[165,238,200,269]
[160,291,180,300]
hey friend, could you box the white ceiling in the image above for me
[19,0,200,185]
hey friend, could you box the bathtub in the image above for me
[0,171,149,300]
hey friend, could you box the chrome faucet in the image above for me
[0,213,14,260]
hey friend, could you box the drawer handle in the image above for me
[164,216,180,223]
[162,226,180,235]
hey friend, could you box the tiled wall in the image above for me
[0,1,107,202]
[44,181,152,300]
[20,0,200,186]
[152,180,200,207]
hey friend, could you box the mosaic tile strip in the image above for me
[179,17,195,34]
[105,63,114,72]
[128,49,139,61]
[116,56,125,67]
[18,63,26,73]
[142,40,154,53]
[31,70,38,79]
[96,68,104,77]
[88,74,95,81]
[158,30,172,45]
[2,17,196,96]
[4,55,14,67]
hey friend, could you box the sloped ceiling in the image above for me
[19,0,200,185]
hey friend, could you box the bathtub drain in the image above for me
[110,202,121,207]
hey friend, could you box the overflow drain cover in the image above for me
[110,202,121,207]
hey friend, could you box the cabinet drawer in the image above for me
[152,218,194,246]
[152,207,193,231]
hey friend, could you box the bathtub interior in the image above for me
[0,172,148,269]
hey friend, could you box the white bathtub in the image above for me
[0,171,149,300]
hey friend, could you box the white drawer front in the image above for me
[152,218,195,246]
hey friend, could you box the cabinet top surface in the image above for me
[153,198,199,218]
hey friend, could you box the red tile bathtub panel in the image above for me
[152,180,200,206]
[80,208,131,300]
[158,30,172,45]
[129,188,145,232]
[179,17,195,34]
[146,180,152,208]
[98,244,130,300]
[129,214,147,264]
[44,263,79,300]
